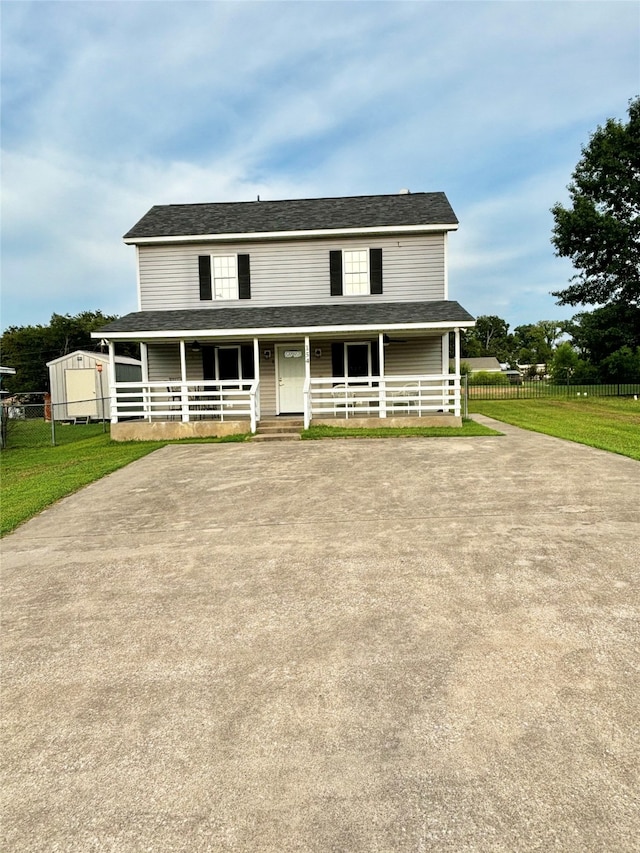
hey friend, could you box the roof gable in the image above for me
[124,192,458,241]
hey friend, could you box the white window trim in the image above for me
[210,254,239,301]
[342,248,371,296]
[344,341,373,383]
[215,345,242,381]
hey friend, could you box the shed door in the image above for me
[65,369,98,417]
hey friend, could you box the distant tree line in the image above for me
[458,309,639,384]
[460,316,563,372]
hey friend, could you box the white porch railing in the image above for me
[112,380,260,433]
[303,374,461,429]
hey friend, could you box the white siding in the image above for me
[383,336,444,374]
[147,344,182,382]
[257,343,277,417]
[138,234,446,311]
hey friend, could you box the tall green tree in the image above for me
[536,320,564,352]
[460,315,515,363]
[512,323,554,366]
[549,342,580,385]
[551,97,640,309]
[563,303,640,364]
[0,311,122,395]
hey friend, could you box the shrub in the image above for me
[468,371,510,386]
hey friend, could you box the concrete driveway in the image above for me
[2,419,639,852]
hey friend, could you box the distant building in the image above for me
[457,357,502,373]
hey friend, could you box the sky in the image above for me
[1,0,638,335]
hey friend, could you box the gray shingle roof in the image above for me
[98,301,474,336]
[123,193,458,240]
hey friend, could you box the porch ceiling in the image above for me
[94,300,475,341]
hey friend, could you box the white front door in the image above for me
[277,344,306,413]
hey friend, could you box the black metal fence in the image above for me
[1,397,110,450]
[465,379,640,401]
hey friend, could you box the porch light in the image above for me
[191,341,201,352]
[314,348,322,358]
[263,349,272,360]
[383,334,390,346]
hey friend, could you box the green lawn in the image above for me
[469,397,640,461]
[301,419,502,440]
[0,427,248,537]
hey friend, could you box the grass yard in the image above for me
[469,397,640,461]
[301,419,502,440]
[0,427,248,537]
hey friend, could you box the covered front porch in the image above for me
[94,302,475,440]
[103,334,467,440]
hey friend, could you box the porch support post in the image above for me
[179,339,189,422]
[454,327,461,417]
[252,336,260,432]
[140,342,150,422]
[253,337,260,384]
[441,333,449,411]
[442,333,449,373]
[108,341,117,423]
[378,332,386,418]
[304,335,311,429]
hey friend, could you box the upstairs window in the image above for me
[199,254,251,301]
[212,255,238,300]
[330,248,383,296]
[344,249,369,295]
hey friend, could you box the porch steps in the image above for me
[251,417,303,442]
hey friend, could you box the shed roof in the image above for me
[124,192,458,241]
[460,357,503,372]
[46,350,141,367]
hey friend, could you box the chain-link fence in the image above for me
[1,395,110,450]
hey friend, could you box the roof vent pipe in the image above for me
[399,188,411,194]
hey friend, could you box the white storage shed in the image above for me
[47,350,141,421]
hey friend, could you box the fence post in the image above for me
[51,406,56,446]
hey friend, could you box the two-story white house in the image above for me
[94,191,475,439]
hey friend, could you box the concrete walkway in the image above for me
[2,420,639,852]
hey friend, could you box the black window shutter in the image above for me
[371,341,380,376]
[331,342,345,379]
[241,344,255,379]
[330,250,343,296]
[238,254,251,300]
[202,346,215,380]
[199,256,212,301]
[369,248,383,294]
